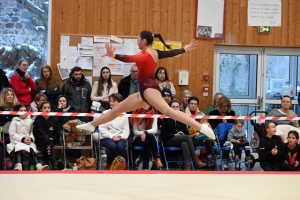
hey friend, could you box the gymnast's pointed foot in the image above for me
[200,123,216,140]
[76,122,96,132]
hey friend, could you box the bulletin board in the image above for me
[58,33,183,85]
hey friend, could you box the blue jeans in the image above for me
[101,138,127,164]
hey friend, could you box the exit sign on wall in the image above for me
[258,26,271,33]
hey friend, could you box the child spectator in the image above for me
[228,119,253,169]
[7,104,48,171]
[259,121,285,171]
[30,93,47,120]
[282,130,300,171]
[33,101,60,170]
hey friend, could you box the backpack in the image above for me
[214,123,234,144]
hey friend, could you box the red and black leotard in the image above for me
[115,48,185,103]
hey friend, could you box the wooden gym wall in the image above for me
[51,0,300,111]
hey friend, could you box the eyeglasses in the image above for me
[131,70,138,73]
[222,105,228,108]
[189,103,198,106]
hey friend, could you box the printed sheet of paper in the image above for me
[85,76,93,85]
[152,41,164,51]
[94,36,110,43]
[77,57,93,70]
[61,35,70,47]
[57,63,70,80]
[81,37,94,45]
[111,35,124,43]
[78,44,94,57]
[123,39,134,54]
[60,46,78,63]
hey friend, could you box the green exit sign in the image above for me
[258,26,271,33]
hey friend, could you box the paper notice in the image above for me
[94,36,111,43]
[78,44,94,57]
[77,57,93,70]
[111,35,124,43]
[61,35,70,47]
[81,37,94,45]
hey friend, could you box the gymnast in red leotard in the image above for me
[77,30,215,142]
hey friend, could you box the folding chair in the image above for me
[194,145,221,170]
[161,141,194,171]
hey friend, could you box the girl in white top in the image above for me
[93,93,129,170]
[91,67,118,112]
[7,104,48,171]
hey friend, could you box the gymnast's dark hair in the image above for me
[140,30,171,49]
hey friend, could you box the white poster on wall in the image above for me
[248,0,282,26]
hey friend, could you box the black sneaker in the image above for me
[207,155,214,168]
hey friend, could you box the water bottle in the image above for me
[73,163,78,170]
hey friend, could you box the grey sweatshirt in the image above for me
[227,127,248,143]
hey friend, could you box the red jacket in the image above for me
[10,73,36,106]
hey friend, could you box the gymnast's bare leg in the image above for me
[77,89,215,139]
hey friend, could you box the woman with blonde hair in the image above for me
[0,87,19,170]
[35,65,60,106]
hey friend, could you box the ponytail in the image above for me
[153,33,171,49]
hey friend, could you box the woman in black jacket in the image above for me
[161,100,206,170]
[33,101,61,170]
[54,95,76,128]
[259,121,285,171]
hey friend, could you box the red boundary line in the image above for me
[1,170,300,175]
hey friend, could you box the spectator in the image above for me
[54,95,76,128]
[259,121,285,171]
[131,105,163,170]
[92,93,130,170]
[35,65,60,106]
[118,65,139,100]
[205,92,223,115]
[0,69,11,92]
[7,104,48,171]
[33,102,60,170]
[282,130,300,171]
[10,59,37,109]
[0,88,19,170]
[208,96,236,170]
[189,112,215,168]
[62,67,92,122]
[180,90,192,112]
[155,67,176,96]
[90,66,118,112]
[29,93,47,120]
[161,100,206,170]
[161,87,173,104]
[185,96,201,116]
[267,95,299,127]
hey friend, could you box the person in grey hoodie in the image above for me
[227,119,253,167]
[62,67,92,122]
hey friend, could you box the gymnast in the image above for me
[77,30,215,140]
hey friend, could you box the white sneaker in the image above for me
[200,124,216,140]
[36,163,49,171]
[76,122,95,132]
[14,163,22,171]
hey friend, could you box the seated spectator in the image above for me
[185,96,201,116]
[155,67,176,96]
[54,95,76,128]
[267,95,299,127]
[208,96,235,170]
[0,88,19,170]
[281,130,300,171]
[118,65,139,100]
[161,100,206,170]
[92,93,129,170]
[91,66,118,112]
[7,104,48,171]
[131,104,163,170]
[259,121,285,171]
[180,90,192,112]
[0,69,11,92]
[161,87,173,104]
[227,119,253,169]
[33,102,60,170]
[30,93,47,120]
[189,112,215,168]
[205,92,223,115]
[35,65,60,106]
[10,59,36,109]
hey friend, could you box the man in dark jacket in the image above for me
[62,67,92,122]
[0,69,11,92]
[118,65,138,100]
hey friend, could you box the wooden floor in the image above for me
[0,170,299,200]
